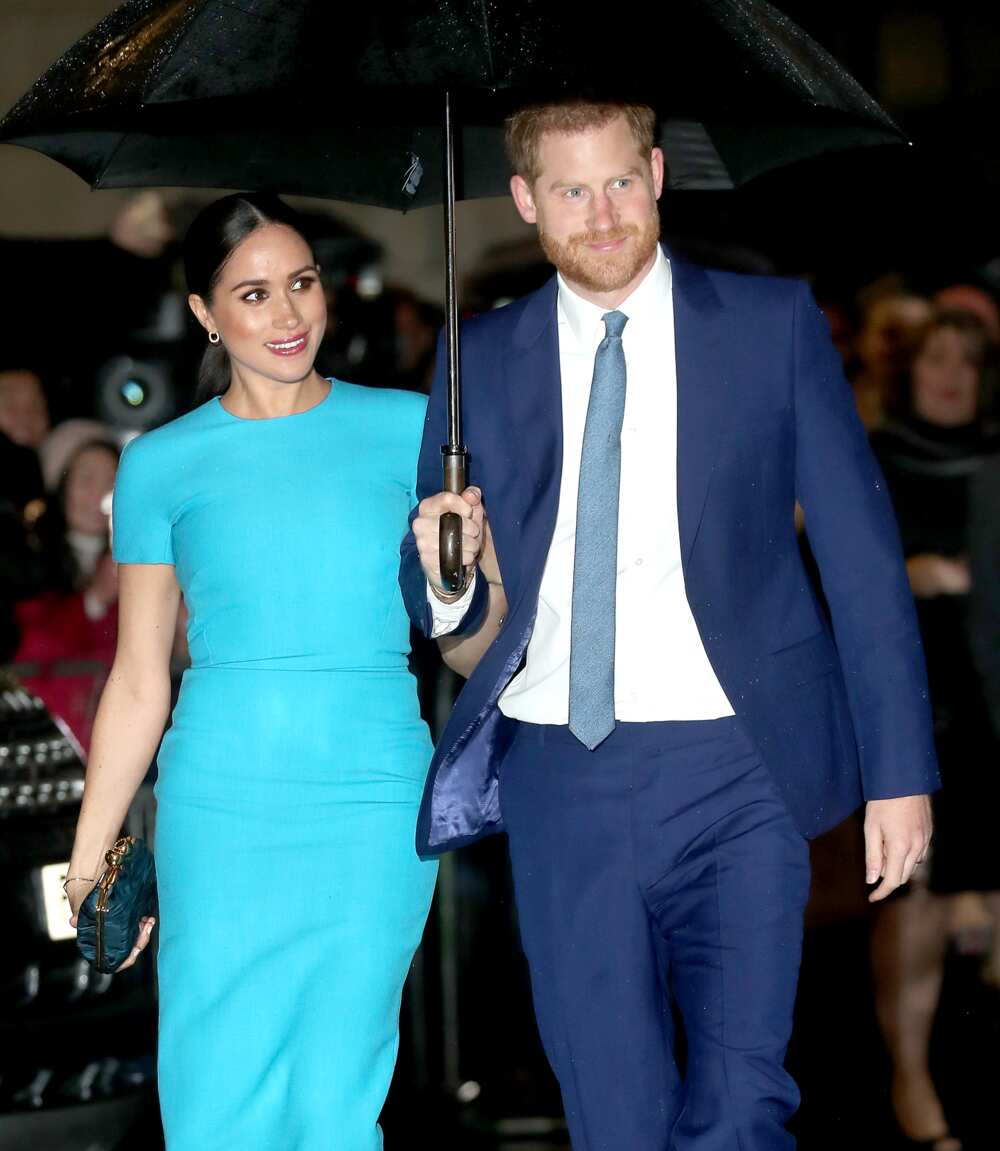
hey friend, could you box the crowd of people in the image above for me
[814,279,1000,1148]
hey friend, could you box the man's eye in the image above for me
[612,178,632,189]
[564,188,583,199]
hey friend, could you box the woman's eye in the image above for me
[291,276,316,291]
[243,289,266,303]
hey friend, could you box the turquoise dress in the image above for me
[112,381,438,1151]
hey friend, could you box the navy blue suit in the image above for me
[400,251,939,1148]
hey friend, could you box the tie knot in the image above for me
[602,310,628,339]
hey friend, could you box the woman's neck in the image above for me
[220,370,327,420]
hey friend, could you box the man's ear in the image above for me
[510,174,538,224]
[650,147,665,201]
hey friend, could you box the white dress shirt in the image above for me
[430,248,733,723]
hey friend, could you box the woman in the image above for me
[870,309,1000,1151]
[14,438,120,748]
[64,193,439,1150]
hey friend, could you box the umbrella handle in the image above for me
[439,446,468,593]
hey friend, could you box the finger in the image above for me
[864,823,885,886]
[418,492,474,520]
[116,950,138,972]
[118,920,156,971]
[903,831,931,879]
[899,848,923,888]
[460,486,482,507]
[869,844,907,902]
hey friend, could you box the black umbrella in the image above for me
[1,0,905,588]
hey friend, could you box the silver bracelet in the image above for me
[62,876,96,892]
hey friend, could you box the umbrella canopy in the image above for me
[0,0,906,589]
[1,0,904,207]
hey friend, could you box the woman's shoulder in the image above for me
[329,380,427,442]
[120,400,220,463]
[331,379,426,414]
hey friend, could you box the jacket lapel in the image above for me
[671,253,732,564]
[493,255,731,592]
[492,277,562,608]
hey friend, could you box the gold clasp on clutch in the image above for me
[95,835,134,914]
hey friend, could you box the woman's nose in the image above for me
[275,293,302,327]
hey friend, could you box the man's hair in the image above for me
[504,101,657,183]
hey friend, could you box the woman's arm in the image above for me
[65,563,180,915]
[438,518,507,679]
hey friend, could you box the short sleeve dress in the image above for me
[112,380,438,1151]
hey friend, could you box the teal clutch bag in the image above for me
[76,836,157,973]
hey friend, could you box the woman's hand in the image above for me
[65,877,96,927]
[65,879,156,972]
[115,916,156,972]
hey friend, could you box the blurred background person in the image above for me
[853,286,934,430]
[869,309,1000,1151]
[968,446,1000,993]
[0,424,45,661]
[11,437,119,749]
[933,283,1000,342]
[0,367,50,451]
[39,415,118,491]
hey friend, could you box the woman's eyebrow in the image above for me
[230,265,317,292]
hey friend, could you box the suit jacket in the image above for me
[400,250,940,856]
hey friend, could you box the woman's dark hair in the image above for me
[183,193,314,401]
[34,439,120,594]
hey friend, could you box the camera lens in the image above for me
[120,378,147,408]
[95,355,176,430]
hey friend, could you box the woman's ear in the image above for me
[188,293,214,335]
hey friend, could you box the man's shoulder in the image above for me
[678,256,802,309]
[459,276,557,346]
[672,252,805,315]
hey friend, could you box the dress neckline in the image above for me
[214,379,335,423]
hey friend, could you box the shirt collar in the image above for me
[557,245,671,346]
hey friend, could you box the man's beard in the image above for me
[538,215,661,294]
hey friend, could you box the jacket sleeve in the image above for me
[399,330,489,638]
[792,281,939,800]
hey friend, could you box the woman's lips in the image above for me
[265,333,308,356]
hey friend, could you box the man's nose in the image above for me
[588,192,617,231]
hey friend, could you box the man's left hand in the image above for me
[864,794,933,902]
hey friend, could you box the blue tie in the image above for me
[568,310,628,750]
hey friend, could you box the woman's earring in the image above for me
[208,331,221,345]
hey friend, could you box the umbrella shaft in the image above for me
[444,91,462,452]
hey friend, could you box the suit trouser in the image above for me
[500,715,810,1151]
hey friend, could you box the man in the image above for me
[400,101,937,1150]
